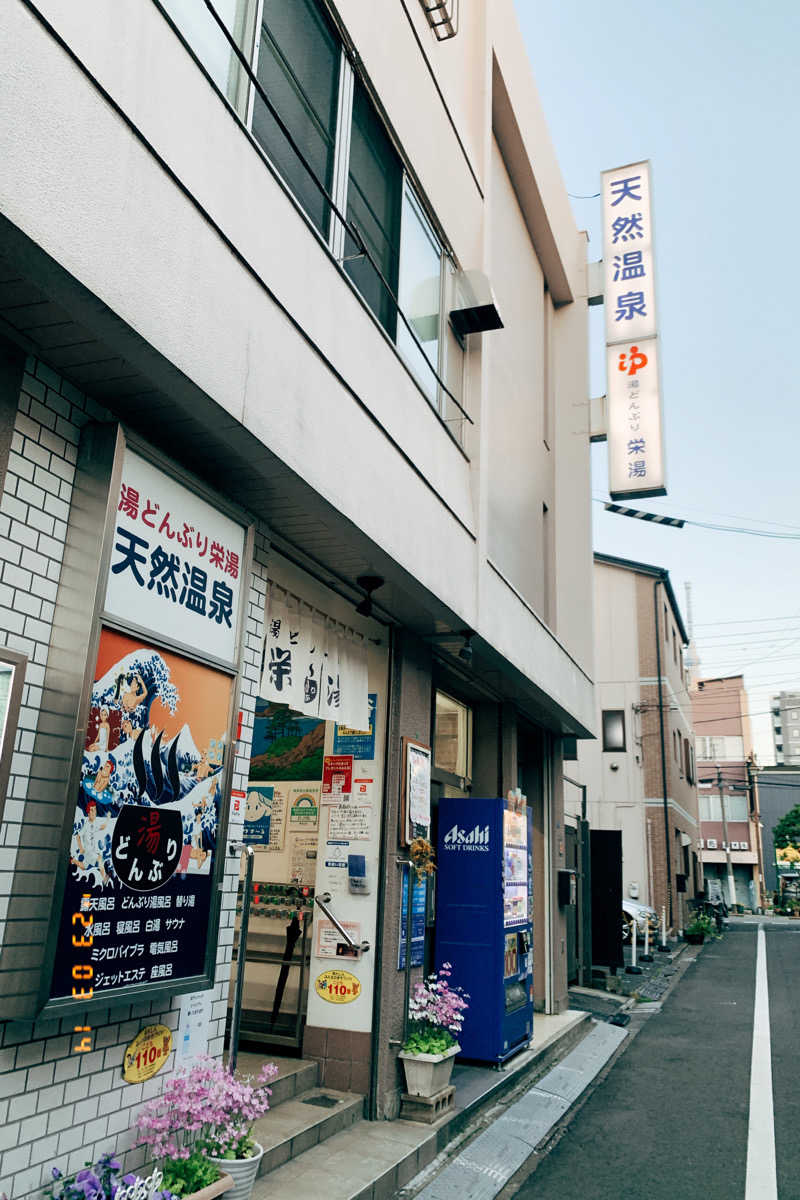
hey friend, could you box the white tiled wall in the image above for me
[0,358,266,1199]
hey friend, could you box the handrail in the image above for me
[315,891,370,953]
[228,841,255,1074]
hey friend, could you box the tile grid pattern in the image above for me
[0,357,267,1198]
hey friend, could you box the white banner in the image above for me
[261,587,369,728]
[105,449,245,663]
[601,160,665,499]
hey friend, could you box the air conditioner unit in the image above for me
[730,841,740,850]
[706,838,718,849]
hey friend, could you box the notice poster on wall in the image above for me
[49,627,233,1003]
[333,694,377,760]
[316,918,361,959]
[243,784,286,850]
[321,755,353,803]
[288,782,320,830]
[328,805,371,842]
[398,866,426,969]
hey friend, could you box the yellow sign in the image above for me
[315,969,361,1004]
[123,1024,173,1083]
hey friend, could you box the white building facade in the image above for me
[0,1,595,1193]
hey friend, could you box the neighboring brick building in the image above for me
[691,675,765,911]
[572,554,700,936]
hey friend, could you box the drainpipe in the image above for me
[653,577,673,927]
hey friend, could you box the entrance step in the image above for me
[252,1087,365,1176]
[250,1011,591,1200]
[233,1051,319,1109]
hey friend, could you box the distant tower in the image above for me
[684,582,701,688]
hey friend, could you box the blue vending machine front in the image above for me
[435,796,533,1063]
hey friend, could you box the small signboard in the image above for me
[122,1023,173,1083]
[314,968,361,1004]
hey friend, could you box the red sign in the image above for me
[322,755,353,799]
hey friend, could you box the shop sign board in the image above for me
[42,433,250,1016]
[107,449,245,664]
[122,1023,173,1083]
[49,627,234,1004]
[601,160,666,500]
[314,968,361,1003]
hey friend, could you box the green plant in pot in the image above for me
[398,963,469,1098]
[136,1056,278,1200]
[685,913,718,944]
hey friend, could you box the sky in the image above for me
[515,0,800,763]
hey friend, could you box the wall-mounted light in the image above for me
[355,575,384,618]
[458,630,474,664]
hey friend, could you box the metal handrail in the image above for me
[228,841,255,1075]
[314,891,370,953]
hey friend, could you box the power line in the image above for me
[594,496,800,535]
[598,499,800,540]
[695,613,800,628]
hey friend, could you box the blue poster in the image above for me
[398,865,427,969]
[333,693,377,760]
[243,784,273,845]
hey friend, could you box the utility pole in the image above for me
[746,755,767,912]
[717,764,737,909]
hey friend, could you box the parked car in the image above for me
[622,899,659,943]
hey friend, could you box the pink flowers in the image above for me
[136,1057,279,1162]
[407,962,469,1037]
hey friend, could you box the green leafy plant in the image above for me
[686,913,718,939]
[402,1027,456,1056]
[160,1152,220,1198]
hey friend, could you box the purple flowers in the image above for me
[135,1056,279,1162]
[45,1153,166,1200]
[408,963,469,1035]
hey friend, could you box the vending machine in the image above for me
[435,796,533,1063]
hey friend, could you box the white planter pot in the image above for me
[207,1144,263,1200]
[398,1044,459,1097]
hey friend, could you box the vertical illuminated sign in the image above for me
[602,161,666,499]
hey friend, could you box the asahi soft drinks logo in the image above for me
[443,823,490,852]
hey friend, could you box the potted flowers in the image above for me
[136,1056,278,1200]
[46,1153,175,1200]
[398,962,469,1098]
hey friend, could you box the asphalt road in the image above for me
[512,920,800,1200]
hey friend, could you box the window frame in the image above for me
[601,709,626,753]
[0,647,28,826]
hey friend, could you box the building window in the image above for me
[160,0,257,113]
[344,78,403,336]
[252,0,342,238]
[434,691,472,780]
[728,794,748,822]
[396,186,442,402]
[602,710,626,753]
[159,0,466,432]
[684,737,693,784]
[0,648,27,825]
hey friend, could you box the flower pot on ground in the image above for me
[399,963,469,1098]
[207,1145,263,1200]
[180,1172,234,1200]
[399,1044,459,1097]
[136,1055,279,1200]
[684,931,705,945]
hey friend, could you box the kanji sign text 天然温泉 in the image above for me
[105,450,245,664]
[601,161,665,498]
